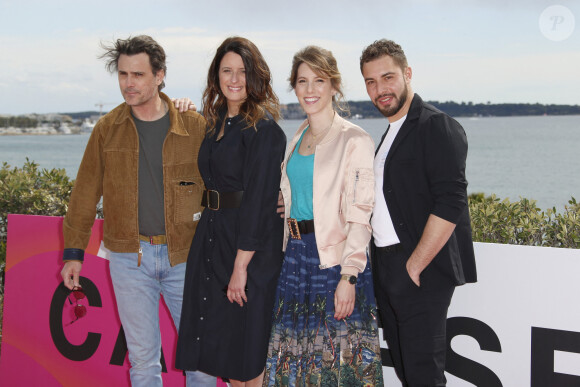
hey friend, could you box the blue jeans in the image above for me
[109,241,216,387]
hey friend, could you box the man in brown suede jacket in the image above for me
[60,35,215,386]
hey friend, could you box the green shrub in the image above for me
[469,193,580,248]
[0,160,75,287]
[0,160,104,276]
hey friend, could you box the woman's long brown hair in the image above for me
[202,36,280,134]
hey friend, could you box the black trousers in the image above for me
[373,244,454,387]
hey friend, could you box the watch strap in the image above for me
[341,274,357,284]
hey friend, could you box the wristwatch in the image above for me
[341,275,357,285]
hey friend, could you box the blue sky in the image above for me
[0,0,578,115]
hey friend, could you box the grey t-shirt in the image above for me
[133,112,170,236]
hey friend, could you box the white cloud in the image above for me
[1,0,579,114]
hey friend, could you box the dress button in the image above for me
[206,276,210,281]
[200,317,204,320]
[203,297,207,301]
[209,238,212,242]
[196,337,200,341]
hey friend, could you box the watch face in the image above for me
[348,276,357,285]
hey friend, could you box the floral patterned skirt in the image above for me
[263,233,384,387]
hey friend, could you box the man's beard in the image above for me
[374,84,408,118]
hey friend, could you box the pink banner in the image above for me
[0,214,226,387]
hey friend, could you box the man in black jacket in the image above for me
[360,39,477,386]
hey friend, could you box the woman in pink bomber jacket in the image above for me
[262,46,384,386]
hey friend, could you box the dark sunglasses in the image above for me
[67,286,87,325]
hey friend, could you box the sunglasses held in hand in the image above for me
[67,286,87,325]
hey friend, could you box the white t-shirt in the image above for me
[371,115,407,247]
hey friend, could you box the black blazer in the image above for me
[379,94,477,289]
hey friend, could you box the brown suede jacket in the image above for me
[62,92,206,266]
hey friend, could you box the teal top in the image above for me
[287,128,314,221]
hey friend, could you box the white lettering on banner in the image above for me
[554,351,580,377]
[380,242,580,386]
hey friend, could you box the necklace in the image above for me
[306,112,335,149]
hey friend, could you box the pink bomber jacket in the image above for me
[280,114,375,277]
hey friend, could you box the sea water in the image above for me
[1,115,579,211]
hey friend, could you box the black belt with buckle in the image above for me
[287,218,315,240]
[201,190,244,210]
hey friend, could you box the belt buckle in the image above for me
[207,190,220,211]
[141,234,165,245]
[149,235,164,245]
[287,218,301,240]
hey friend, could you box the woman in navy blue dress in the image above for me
[176,37,286,387]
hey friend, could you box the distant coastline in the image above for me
[282,100,580,120]
[2,101,580,135]
[0,115,95,136]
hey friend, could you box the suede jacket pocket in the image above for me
[174,179,203,224]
